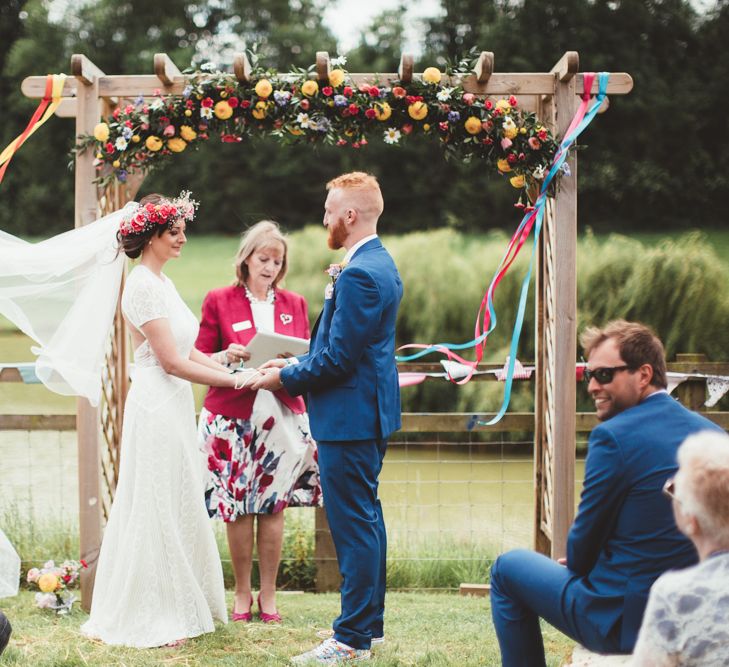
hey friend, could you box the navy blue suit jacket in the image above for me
[280,238,403,442]
[564,392,723,651]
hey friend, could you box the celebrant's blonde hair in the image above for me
[234,220,288,287]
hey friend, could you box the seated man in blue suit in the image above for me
[490,320,724,666]
[252,172,403,664]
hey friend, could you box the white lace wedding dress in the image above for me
[80,265,227,647]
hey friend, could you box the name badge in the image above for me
[232,319,252,332]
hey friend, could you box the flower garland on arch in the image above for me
[75,55,561,204]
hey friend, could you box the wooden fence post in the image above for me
[675,353,708,411]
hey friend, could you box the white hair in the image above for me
[676,430,729,546]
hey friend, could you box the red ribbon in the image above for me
[0,75,54,185]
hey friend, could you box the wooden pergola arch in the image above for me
[21,50,632,608]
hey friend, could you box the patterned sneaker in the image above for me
[291,638,371,664]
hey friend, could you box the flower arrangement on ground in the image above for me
[75,51,559,204]
[26,559,87,614]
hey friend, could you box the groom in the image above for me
[252,171,403,664]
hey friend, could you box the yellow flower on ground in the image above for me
[422,67,442,84]
[167,138,187,152]
[301,80,319,97]
[374,102,392,121]
[38,573,58,593]
[214,101,233,120]
[112,160,121,168]
[252,101,268,120]
[255,79,273,98]
[408,101,428,120]
[510,174,526,188]
[93,123,109,142]
[497,158,512,173]
[464,116,482,135]
[145,136,163,152]
[329,69,345,87]
[180,125,197,142]
[496,99,511,112]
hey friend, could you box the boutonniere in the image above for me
[325,260,348,284]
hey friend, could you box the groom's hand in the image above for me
[250,367,283,391]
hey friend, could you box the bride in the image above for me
[0,191,249,647]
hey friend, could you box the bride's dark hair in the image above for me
[117,193,173,259]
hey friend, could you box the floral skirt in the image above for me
[198,390,321,519]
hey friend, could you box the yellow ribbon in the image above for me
[0,74,67,169]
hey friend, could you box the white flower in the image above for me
[44,560,55,569]
[383,127,401,145]
[296,112,312,129]
[502,116,516,131]
[200,107,213,119]
[436,87,453,102]
[26,567,40,583]
[331,55,347,67]
[149,98,165,111]
[115,137,128,151]
[532,165,546,180]
[35,592,56,609]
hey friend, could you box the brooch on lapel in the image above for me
[325,260,348,284]
[279,313,293,325]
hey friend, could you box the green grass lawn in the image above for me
[1,590,575,666]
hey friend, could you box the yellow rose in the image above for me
[301,80,319,97]
[38,573,58,593]
[464,116,482,135]
[93,123,110,142]
[180,125,197,142]
[328,69,345,87]
[95,152,103,159]
[214,100,233,120]
[408,101,428,120]
[509,174,526,188]
[374,102,392,121]
[255,79,273,98]
[422,67,442,84]
[112,160,121,168]
[184,109,192,117]
[252,101,268,120]
[520,127,527,134]
[167,137,187,152]
[495,99,511,112]
[497,158,512,173]
[131,135,140,143]
[145,136,163,152]
[423,123,431,132]
[503,127,518,140]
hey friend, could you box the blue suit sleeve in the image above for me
[280,266,381,396]
[567,425,627,574]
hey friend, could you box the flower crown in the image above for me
[119,190,198,237]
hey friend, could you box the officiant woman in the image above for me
[196,220,321,623]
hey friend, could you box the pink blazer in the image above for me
[196,285,310,420]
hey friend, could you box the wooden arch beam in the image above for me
[398,54,414,84]
[316,51,330,82]
[154,53,182,86]
[233,52,252,84]
[474,51,494,84]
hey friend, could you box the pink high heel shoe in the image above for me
[232,594,254,622]
[257,592,282,623]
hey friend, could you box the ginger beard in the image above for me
[327,214,349,250]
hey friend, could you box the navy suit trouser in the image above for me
[490,549,622,666]
[318,439,387,650]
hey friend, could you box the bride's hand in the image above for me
[224,343,251,364]
[259,358,287,370]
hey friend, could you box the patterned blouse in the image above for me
[631,551,729,666]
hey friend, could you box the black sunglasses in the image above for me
[583,365,633,385]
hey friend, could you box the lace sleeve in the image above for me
[122,271,168,329]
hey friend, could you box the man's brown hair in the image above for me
[580,319,667,389]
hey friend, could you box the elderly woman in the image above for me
[196,220,320,624]
[631,429,729,666]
